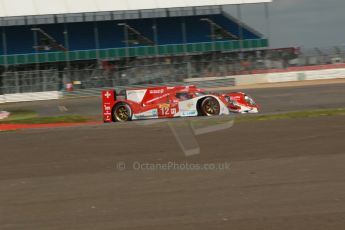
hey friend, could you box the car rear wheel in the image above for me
[113,103,132,122]
[200,97,220,116]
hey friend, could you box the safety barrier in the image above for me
[185,66,345,86]
[2,91,60,103]
[265,68,345,83]
[0,95,5,104]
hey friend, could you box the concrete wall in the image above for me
[185,67,345,86]
[2,91,60,103]
[0,95,5,104]
[265,68,345,83]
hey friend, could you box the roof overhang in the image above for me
[0,0,272,26]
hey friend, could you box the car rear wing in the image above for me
[102,90,116,123]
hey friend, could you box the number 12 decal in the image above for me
[159,104,178,117]
[160,107,177,116]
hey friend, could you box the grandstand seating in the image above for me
[1,14,261,55]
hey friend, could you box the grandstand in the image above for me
[0,0,272,94]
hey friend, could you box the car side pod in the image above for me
[102,90,116,123]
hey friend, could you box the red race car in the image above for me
[102,85,259,122]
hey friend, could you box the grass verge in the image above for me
[0,110,93,124]
[1,110,38,122]
[236,108,345,123]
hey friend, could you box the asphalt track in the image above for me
[1,82,345,229]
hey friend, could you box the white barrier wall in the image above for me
[185,68,345,86]
[306,68,345,80]
[234,74,268,85]
[266,68,345,83]
[2,91,60,103]
[185,75,233,83]
[0,95,5,104]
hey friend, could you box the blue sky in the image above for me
[225,0,345,48]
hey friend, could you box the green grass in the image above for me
[0,110,93,124]
[235,108,345,123]
[1,110,38,122]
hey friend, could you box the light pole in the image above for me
[200,18,216,51]
[2,27,8,71]
[94,21,100,64]
[31,28,40,74]
[236,4,244,59]
[264,3,271,46]
[152,19,158,57]
[201,18,217,76]
[63,23,71,88]
[118,23,129,66]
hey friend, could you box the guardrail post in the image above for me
[15,72,19,94]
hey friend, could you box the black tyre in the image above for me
[113,103,132,122]
[200,97,221,116]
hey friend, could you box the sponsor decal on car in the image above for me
[149,89,165,94]
[159,103,170,109]
[181,111,198,116]
[186,102,194,109]
[134,109,159,119]
[145,93,170,104]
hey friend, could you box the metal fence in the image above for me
[1,46,345,96]
[0,63,190,95]
[1,70,61,95]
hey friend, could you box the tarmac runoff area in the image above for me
[0,80,345,229]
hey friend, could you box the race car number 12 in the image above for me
[160,107,177,116]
